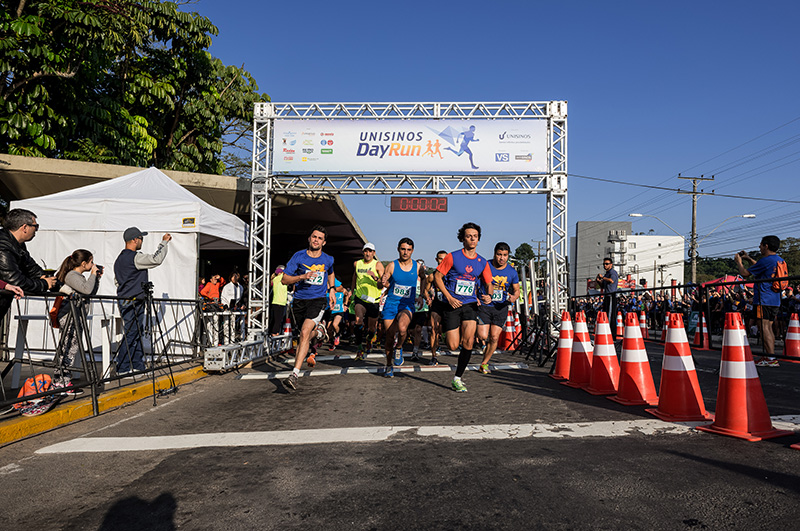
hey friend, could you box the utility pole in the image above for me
[677,174,714,285]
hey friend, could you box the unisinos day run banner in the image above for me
[271,119,547,174]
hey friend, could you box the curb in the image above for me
[0,365,208,446]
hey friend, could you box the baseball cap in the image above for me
[363,242,376,251]
[123,227,148,241]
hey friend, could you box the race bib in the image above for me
[455,279,475,297]
[306,271,325,286]
[491,290,505,302]
[393,284,413,298]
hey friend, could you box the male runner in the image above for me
[351,242,384,361]
[426,250,449,365]
[434,222,493,392]
[326,279,348,351]
[476,242,520,373]
[378,238,428,377]
[282,225,336,390]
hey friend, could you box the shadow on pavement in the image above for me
[98,493,177,531]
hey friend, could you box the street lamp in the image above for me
[628,213,684,238]
[630,212,756,284]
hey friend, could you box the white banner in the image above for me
[272,119,547,174]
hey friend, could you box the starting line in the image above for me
[35,419,710,454]
[237,362,529,380]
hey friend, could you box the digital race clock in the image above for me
[390,196,448,213]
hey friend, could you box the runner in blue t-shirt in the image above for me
[281,225,336,390]
[325,279,348,351]
[476,242,520,374]
[736,235,786,367]
[434,222,494,392]
[378,238,429,377]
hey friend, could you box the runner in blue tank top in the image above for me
[476,242,520,373]
[378,237,429,377]
[434,222,494,392]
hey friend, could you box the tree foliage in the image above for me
[513,243,535,264]
[692,237,800,284]
[1,0,268,174]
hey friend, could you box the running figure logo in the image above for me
[422,139,444,159]
[444,125,480,170]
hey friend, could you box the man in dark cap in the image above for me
[113,227,171,376]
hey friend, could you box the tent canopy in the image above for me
[11,167,247,249]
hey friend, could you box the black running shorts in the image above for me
[292,298,327,326]
[478,304,508,328]
[442,303,478,332]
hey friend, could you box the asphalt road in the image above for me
[2,341,800,530]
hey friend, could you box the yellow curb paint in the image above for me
[0,365,208,446]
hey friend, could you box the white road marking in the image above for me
[37,416,800,454]
[0,463,23,476]
[237,362,528,380]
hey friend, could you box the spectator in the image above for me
[113,227,171,376]
[269,265,288,336]
[201,274,222,301]
[0,209,56,321]
[54,249,102,392]
[221,270,244,343]
[735,235,786,367]
[595,257,619,338]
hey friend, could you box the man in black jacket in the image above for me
[0,209,56,321]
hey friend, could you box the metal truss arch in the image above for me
[249,101,568,337]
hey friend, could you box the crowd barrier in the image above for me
[0,292,291,415]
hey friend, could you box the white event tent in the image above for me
[11,167,248,300]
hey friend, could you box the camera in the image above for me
[96,265,104,274]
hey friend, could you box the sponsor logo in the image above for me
[320,139,335,146]
[499,131,532,141]
[282,139,296,146]
[302,148,314,154]
[321,148,333,154]
[302,157,308,162]
[515,153,533,161]
[283,131,297,137]
[320,132,334,136]
[301,131,316,137]
[326,140,333,146]
[182,217,196,228]
[303,140,314,145]
[284,156,293,161]
[283,148,295,154]
[495,153,510,162]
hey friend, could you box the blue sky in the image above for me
[195,0,800,264]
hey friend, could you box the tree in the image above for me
[513,243,535,264]
[1,0,268,174]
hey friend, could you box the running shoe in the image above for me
[307,353,316,368]
[478,363,490,374]
[328,344,335,352]
[757,357,780,367]
[355,348,365,361]
[383,365,394,378]
[334,336,340,346]
[429,356,439,366]
[410,350,422,362]
[393,349,404,366]
[451,378,467,392]
[284,373,299,390]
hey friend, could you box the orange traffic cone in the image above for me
[646,313,713,422]
[693,312,712,351]
[497,308,515,351]
[616,312,624,338]
[562,311,593,389]
[639,311,649,339]
[585,312,620,395]
[784,313,800,364]
[512,311,522,350]
[697,312,792,441]
[550,311,573,380]
[609,312,658,406]
[283,315,292,335]
[660,313,670,341]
